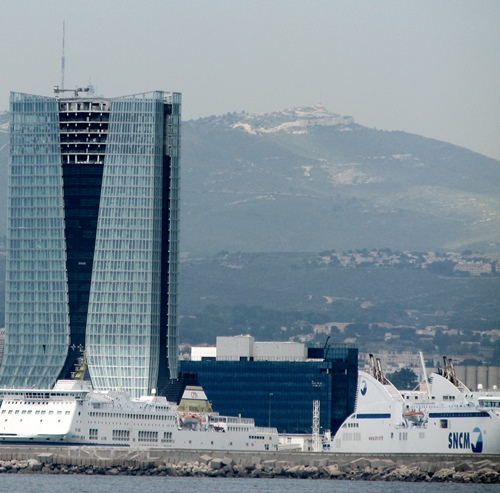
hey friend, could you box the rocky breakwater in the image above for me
[0,452,498,483]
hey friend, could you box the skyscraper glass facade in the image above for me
[0,90,181,397]
[2,93,70,388]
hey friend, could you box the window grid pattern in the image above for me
[0,92,70,387]
[86,92,167,398]
[181,350,358,435]
[166,93,181,380]
[56,97,110,381]
[0,91,181,397]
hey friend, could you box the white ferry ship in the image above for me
[0,380,279,451]
[328,355,500,454]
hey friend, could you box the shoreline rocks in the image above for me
[0,454,498,482]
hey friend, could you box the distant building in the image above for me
[454,261,492,276]
[190,346,217,361]
[0,90,181,397]
[455,365,499,391]
[181,335,358,435]
[360,350,423,374]
[278,433,315,452]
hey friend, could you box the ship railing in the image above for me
[226,417,254,425]
[209,415,254,425]
[254,426,278,434]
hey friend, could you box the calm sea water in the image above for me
[0,476,496,493]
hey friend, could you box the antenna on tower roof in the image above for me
[61,21,66,90]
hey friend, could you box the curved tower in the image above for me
[0,90,181,398]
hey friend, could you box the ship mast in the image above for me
[419,351,432,399]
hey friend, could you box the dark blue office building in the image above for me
[180,344,357,435]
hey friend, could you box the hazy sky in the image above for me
[1,1,499,159]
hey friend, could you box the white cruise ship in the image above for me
[328,356,500,455]
[0,380,279,451]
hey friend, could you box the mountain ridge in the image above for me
[180,106,500,254]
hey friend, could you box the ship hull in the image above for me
[0,381,278,452]
[328,370,500,455]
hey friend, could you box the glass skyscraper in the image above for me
[0,90,181,398]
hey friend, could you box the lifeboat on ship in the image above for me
[404,410,425,423]
[180,413,202,426]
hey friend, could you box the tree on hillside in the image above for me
[490,340,500,366]
[426,260,456,276]
[387,368,419,390]
[459,358,483,366]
